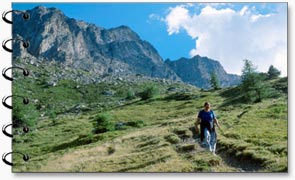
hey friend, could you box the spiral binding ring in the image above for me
[2,95,29,110]
[2,124,29,138]
[2,10,30,24]
[2,66,29,81]
[1,9,31,167]
[2,38,29,53]
[2,152,30,166]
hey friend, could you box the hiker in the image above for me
[196,102,220,154]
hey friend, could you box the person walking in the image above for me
[196,102,220,155]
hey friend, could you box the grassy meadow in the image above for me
[11,61,287,172]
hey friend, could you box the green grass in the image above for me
[216,94,287,172]
[12,60,288,172]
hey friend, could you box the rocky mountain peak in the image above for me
[29,6,65,22]
[13,6,240,88]
[101,25,140,43]
[165,55,240,88]
[13,6,180,80]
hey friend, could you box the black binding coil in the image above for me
[2,10,30,24]
[2,152,30,166]
[2,124,29,138]
[2,95,29,110]
[2,66,29,81]
[2,38,29,53]
[1,10,31,167]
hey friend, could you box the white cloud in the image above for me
[200,5,235,16]
[250,13,272,22]
[163,4,287,76]
[149,13,163,21]
[199,3,233,9]
[239,6,248,16]
[165,5,190,35]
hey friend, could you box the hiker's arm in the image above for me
[214,118,221,129]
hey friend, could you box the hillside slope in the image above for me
[12,64,287,172]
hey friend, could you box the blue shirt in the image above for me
[198,109,216,123]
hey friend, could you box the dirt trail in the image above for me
[187,126,262,172]
[216,150,262,172]
[40,115,262,172]
[160,115,258,172]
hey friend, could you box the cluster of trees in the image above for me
[240,60,281,103]
[210,59,281,103]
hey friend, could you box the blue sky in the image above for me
[13,3,194,61]
[13,3,287,76]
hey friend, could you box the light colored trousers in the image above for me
[204,128,217,153]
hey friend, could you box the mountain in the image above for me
[13,6,240,89]
[13,6,179,80]
[165,56,241,89]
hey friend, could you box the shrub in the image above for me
[126,120,145,127]
[273,77,287,94]
[126,89,136,100]
[107,146,116,155]
[48,111,57,125]
[13,99,40,128]
[93,113,115,134]
[114,122,128,130]
[114,120,145,130]
[114,87,125,97]
[139,84,158,100]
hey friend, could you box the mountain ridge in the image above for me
[165,55,240,88]
[13,6,240,88]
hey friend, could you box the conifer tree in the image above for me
[267,65,281,79]
[210,71,220,90]
[241,59,268,102]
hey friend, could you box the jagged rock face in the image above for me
[165,55,241,89]
[13,6,240,89]
[13,6,180,80]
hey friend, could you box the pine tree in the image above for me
[210,71,220,90]
[267,65,281,79]
[241,59,268,103]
